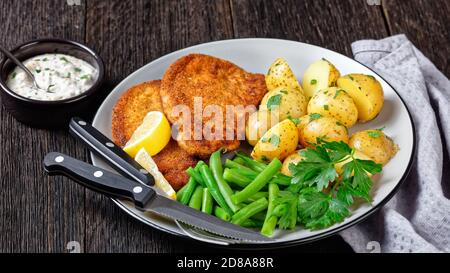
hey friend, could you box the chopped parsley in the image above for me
[309,113,322,121]
[266,94,282,110]
[11,72,17,79]
[42,57,48,61]
[289,117,301,125]
[60,56,69,63]
[348,75,355,81]
[310,79,317,85]
[280,90,288,94]
[35,69,41,73]
[368,127,385,138]
[74,67,82,72]
[269,134,280,147]
[323,105,329,111]
[334,89,344,99]
[80,74,91,80]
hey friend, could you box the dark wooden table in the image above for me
[0,0,448,253]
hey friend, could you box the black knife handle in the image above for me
[43,152,155,208]
[69,117,154,186]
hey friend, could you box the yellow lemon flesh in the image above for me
[123,111,171,158]
[134,148,176,200]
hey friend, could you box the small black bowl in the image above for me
[0,38,105,128]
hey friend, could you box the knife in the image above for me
[43,152,274,243]
[69,117,154,186]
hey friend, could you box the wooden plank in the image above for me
[84,0,234,253]
[382,0,450,77]
[230,0,389,56]
[0,0,86,252]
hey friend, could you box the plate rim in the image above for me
[91,37,417,248]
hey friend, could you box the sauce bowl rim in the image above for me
[0,38,105,105]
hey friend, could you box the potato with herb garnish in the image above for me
[266,58,303,92]
[307,87,358,128]
[251,119,298,162]
[349,129,398,165]
[298,113,348,148]
[246,109,280,146]
[337,74,384,123]
[281,149,306,176]
[302,58,341,99]
[259,86,307,121]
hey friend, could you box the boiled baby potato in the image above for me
[298,114,348,148]
[266,58,303,92]
[307,87,358,128]
[260,86,307,121]
[245,109,280,146]
[349,129,398,165]
[251,119,298,162]
[281,149,306,176]
[302,58,341,99]
[337,74,384,122]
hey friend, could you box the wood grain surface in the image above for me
[0,0,448,253]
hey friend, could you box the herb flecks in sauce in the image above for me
[6,53,97,101]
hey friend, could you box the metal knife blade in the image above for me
[142,194,273,243]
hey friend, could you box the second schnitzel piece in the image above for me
[111,80,197,190]
[161,54,268,157]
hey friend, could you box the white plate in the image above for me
[91,38,415,246]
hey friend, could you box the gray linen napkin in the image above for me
[339,34,450,253]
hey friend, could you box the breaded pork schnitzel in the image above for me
[160,54,268,158]
[111,80,197,190]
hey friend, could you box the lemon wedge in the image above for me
[134,148,176,199]
[123,111,171,158]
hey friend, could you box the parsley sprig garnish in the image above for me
[287,141,382,230]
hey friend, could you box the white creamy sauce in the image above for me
[6,53,98,101]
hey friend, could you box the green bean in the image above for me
[214,206,231,221]
[251,211,268,222]
[233,157,246,165]
[224,159,256,173]
[240,218,264,228]
[245,191,268,203]
[231,198,269,225]
[227,165,259,179]
[236,153,267,172]
[269,176,291,186]
[223,168,252,188]
[261,183,280,236]
[186,167,205,187]
[235,168,258,178]
[227,159,290,186]
[199,164,233,215]
[179,177,197,205]
[201,188,213,214]
[188,186,203,210]
[176,183,188,202]
[231,158,282,204]
[210,150,240,213]
[272,203,288,217]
